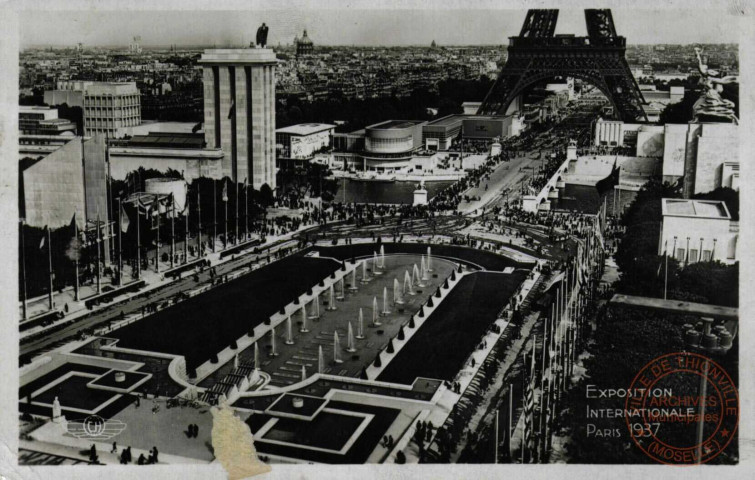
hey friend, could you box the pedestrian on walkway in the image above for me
[153,446,159,463]
[111,441,117,454]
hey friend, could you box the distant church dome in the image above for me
[296,29,314,56]
[299,30,313,45]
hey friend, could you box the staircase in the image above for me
[518,273,547,317]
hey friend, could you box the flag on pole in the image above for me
[542,380,552,455]
[524,338,537,462]
[596,159,620,197]
[39,226,48,249]
[65,214,82,261]
[227,99,236,120]
[120,203,130,233]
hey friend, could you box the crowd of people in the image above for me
[96,442,160,465]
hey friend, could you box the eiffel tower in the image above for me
[478,9,647,122]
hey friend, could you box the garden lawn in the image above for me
[377,271,527,384]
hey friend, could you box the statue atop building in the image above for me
[692,47,739,124]
[256,23,269,48]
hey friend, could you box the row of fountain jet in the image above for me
[247,246,435,381]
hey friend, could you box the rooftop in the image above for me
[426,114,512,128]
[610,294,738,322]
[198,48,278,65]
[19,106,57,113]
[367,119,425,130]
[425,114,466,127]
[84,82,139,95]
[662,198,730,219]
[276,123,335,136]
[121,132,206,149]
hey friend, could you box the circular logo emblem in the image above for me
[625,352,738,465]
[82,415,106,437]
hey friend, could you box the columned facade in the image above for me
[199,49,277,190]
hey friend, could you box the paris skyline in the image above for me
[21,7,742,48]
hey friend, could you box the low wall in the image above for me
[521,156,572,213]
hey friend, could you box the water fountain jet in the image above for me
[327,284,337,311]
[372,296,382,326]
[393,278,404,305]
[333,332,343,364]
[300,305,309,333]
[357,309,365,339]
[285,316,294,345]
[381,287,391,316]
[347,322,357,352]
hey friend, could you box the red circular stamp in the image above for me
[625,352,738,465]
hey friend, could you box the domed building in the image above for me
[295,29,314,57]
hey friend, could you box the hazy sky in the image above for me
[20,9,741,48]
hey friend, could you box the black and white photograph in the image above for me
[0,0,752,478]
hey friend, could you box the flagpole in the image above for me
[136,202,141,280]
[74,218,80,298]
[235,180,239,245]
[521,385,526,464]
[107,172,114,262]
[696,358,709,464]
[213,180,217,253]
[224,178,229,249]
[20,219,28,320]
[504,383,511,462]
[494,409,499,464]
[197,187,203,258]
[663,240,669,300]
[96,217,102,295]
[156,200,161,273]
[47,226,54,310]
[171,193,175,268]
[184,195,189,264]
[245,180,249,241]
[117,199,122,287]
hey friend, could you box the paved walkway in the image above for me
[26,398,213,465]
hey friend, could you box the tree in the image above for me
[259,184,274,208]
[658,90,698,124]
[614,178,738,307]
[693,187,739,221]
[560,304,738,464]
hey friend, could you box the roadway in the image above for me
[457,153,538,215]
